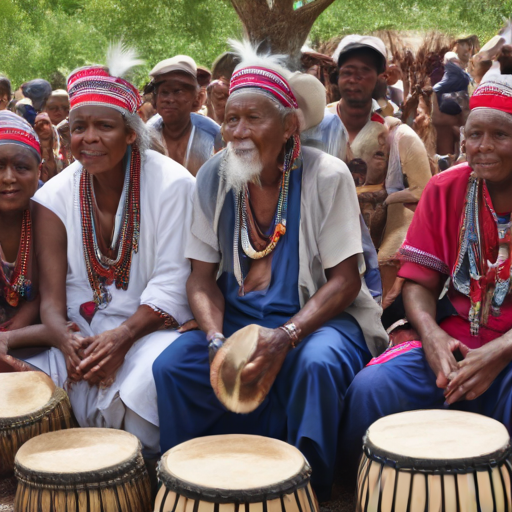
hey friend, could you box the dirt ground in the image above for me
[0,477,15,512]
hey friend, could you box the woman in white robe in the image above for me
[24,50,194,456]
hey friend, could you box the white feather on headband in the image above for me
[106,41,144,78]
[228,39,291,79]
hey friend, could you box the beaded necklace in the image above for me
[233,135,301,287]
[0,209,32,307]
[79,145,141,310]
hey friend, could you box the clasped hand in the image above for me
[60,323,132,387]
[444,338,509,404]
[424,328,509,404]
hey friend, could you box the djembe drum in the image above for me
[0,371,74,476]
[154,434,318,512]
[357,410,512,512]
[14,428,152,512]
[210,324,266,414]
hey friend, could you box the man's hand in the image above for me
[444,339,511,404]
[240,327,291,386]
[77,325,133,387]
[422,329,462,389]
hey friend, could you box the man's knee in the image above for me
[346,364,391,404]
[296,326,365,377]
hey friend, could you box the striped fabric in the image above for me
[230,66,298,109]
[0,110,41,158]
[470,68,512,115]
[67,66,142,115]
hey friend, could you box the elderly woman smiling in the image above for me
[342,64,512,468]
[25,47,195,457]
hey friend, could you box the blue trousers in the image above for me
[153,315,370,501]
[340,347,512,472]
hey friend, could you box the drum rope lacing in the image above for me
[363,441,512,474]
[158,487,317,512]
[0,388,70,430]
[156,458,312,504]
[15,453,147,489]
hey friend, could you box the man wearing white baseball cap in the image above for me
[328,34,388,153]
[147,55,221,176]
[318,35,432,309]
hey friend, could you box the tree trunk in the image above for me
[229,0,336,68]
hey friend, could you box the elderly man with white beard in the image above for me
[153,42,387,502]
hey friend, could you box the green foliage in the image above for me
[0,0,243,88]
[310,0,512,46]
[0,0,510,89]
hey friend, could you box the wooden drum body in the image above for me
[14,428,152,512]
[155,435,318,512]
[357,410,512,512]
[0,371,74,476]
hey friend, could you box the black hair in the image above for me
[0,76,11,100]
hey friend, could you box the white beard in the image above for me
[220,141,263,195]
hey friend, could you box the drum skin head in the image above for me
[15,428,140,474]
[210,324,265,414]
[367,410,510,460]
[0,371,55,418]
[161,435,306,491]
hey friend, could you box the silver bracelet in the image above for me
[207,332,226,363]
[279,322,300,348]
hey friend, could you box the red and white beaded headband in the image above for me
[0,110,41,160]
[229,66,298,109]
[67,66,143,115]
[470,65,512,115]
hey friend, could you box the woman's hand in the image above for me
[422,327,463,389]
[57,322,86,382]
[0,331,8,357]
[77,325,133,387]
[0,319,14,331]
[444,339,511,404]
[0,331,36,372]
[240,327,291,386]
[382,278,404,310]
[178,319,199,333]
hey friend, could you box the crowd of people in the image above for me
[1,26,512,502]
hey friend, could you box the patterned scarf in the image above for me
[453,174,511,335]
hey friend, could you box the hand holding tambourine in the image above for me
[210,324,291,413]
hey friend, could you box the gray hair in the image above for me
[123,111,152,154]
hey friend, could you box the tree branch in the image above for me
[280,0,296,12]
[296,0,337,20]
[230,0,270,18]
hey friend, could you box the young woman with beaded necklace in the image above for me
[0,111,53,371]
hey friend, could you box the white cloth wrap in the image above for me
[30,149,195,450]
